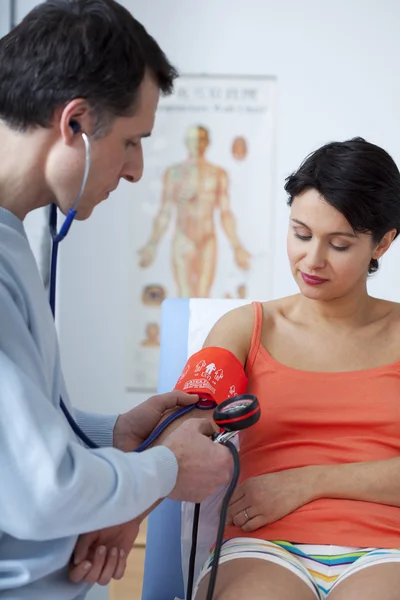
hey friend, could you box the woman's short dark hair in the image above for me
[284,137,400,273]
[0,0,178,135]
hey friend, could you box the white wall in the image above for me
[1,1,11,36]
[9,0,400,417]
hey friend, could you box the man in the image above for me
[139,125,251,297]
[0,1,232,598]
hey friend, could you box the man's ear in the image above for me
[58,99,92,145]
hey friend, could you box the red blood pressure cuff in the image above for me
[174,347,248,405]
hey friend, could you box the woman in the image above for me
[195,138,400,600]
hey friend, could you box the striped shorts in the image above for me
[194,538,400,599]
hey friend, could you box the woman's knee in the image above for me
[194,558,316,600]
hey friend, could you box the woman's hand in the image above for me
[226,466,320,532]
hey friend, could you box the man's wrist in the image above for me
[76,410,119,448]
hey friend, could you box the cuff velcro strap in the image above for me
[174,346,248,404]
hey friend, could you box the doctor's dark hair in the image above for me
[284,137,400,273]
[0,0,177,135]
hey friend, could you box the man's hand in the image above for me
[226,466,318,532]
[113,391,199,452]
[69,519,141,586]
[163,419,233,503]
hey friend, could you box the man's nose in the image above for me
[122,146,144,183]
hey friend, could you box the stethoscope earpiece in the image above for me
[70,120,81,135]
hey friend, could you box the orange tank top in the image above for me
[224,301,400,547]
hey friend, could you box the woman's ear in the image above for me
[372,229,397,260]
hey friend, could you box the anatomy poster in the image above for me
[126,74,277,391]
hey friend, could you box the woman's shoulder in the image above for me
[203,297,299,364]
[203,302,255,365]
[260,295,300,325]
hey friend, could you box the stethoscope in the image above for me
[187,395,261,600]
[48,122,262,598]
[49,122,205,450]
[49,123,91,317]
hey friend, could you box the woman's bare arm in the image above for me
[148,304,255,445]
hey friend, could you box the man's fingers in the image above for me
[69,561,92,583]
[81,546,107,584]
[97,547,119,586]
[113,549,128,581]
[153,391,199,412]
[73,534,95,566]
[175,391,199,406]
[69,547,128,586]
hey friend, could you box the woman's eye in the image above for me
[295,232,350,252]
[294,232,311,241]
[331,244,349,252]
